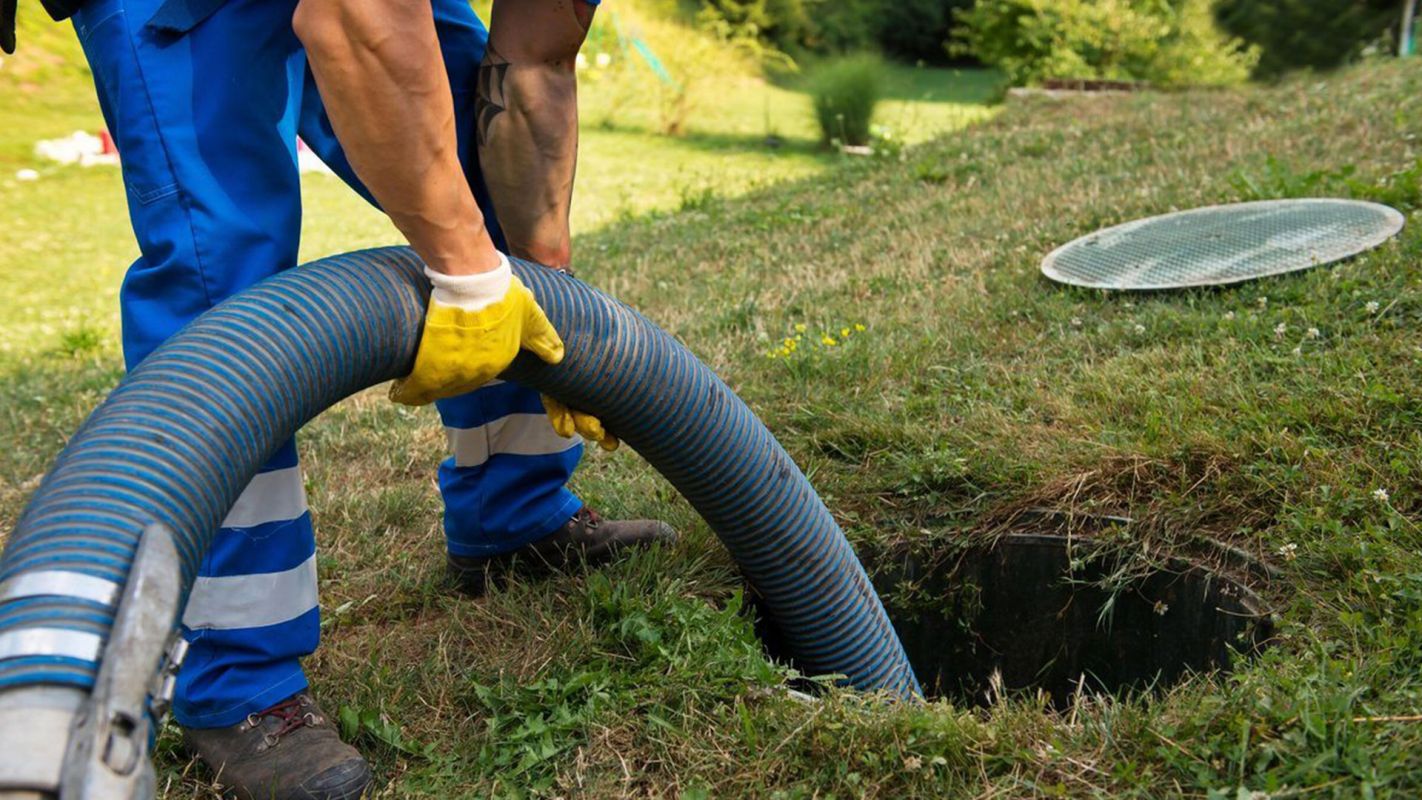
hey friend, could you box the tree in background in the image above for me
[695,0,972,64]
[1214,0,1399,78]
[876,0,973,63]
[797,0,881,53]
[953,0,1259,88]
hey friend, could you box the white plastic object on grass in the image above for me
[34,131,118,167]
[1041,199,1405,291]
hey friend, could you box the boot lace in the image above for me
[246,695,321,748]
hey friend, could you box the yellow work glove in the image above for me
[543,395,619,451]
[390,252,564,406]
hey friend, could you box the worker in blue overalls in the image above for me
[5,0,677,796]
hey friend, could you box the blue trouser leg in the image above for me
[434,387,584,557]
[76,0,583,728]
[296,0,585,557]
[74,0,321,728]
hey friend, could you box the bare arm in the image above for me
[477,0,595,268]
[292,0,499,276]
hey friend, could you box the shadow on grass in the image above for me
[769,64,1006,105]
[588,119,826,156]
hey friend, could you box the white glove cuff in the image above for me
[425,251,512,312]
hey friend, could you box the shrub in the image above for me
[806,54,884,147]
[1214,0,1399,77]
[696,0,812,53]
[953,0,1259,88]
[577,5,759,137]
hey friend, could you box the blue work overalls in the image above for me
[71,0,587,728]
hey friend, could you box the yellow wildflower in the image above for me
[854,323,866,332]
[821,335,838,347]
[840,327,851,338]
[794,323,807,333]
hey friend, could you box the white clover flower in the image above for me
[1224,311,1236,321]
[1306,327,1320,339]
[1373,487,1390,503]
[1070,317,1082,327]
[1366,300,1381,314]
[1292,346,1302,356]
[1277,542,1299,561]
[1133,324,1145,334]
[1274,322,1287,338]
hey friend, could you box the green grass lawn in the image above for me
[5,11,1422,799]
[572,63,998,231]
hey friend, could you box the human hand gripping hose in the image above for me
[543,396,620,451]
[389,252,563,404]
[391,253,619,450]
[0,247,918,799]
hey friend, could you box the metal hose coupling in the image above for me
[0,525,187,799]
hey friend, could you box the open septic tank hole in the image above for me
[753,534,1275,706]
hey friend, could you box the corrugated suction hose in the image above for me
[0,246,920,709]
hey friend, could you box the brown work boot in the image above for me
[448,505,676,597]
[183,692,371,800]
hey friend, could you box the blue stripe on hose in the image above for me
[0,658,98,692]
[0,602,112,632]
[0,247,919,699]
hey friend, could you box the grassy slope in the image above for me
[5,9,1422,800]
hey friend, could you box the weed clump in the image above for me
[56,325,104,358]
[807,54,885,147]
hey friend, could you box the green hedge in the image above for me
[952,0,1259,88]
[695,0,1403,76]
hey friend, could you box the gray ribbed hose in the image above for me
[0,247,919,732]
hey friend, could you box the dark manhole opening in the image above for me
[752,533,1275,707]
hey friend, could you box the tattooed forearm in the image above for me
[475,47,509,148]
[477,0,591,267]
